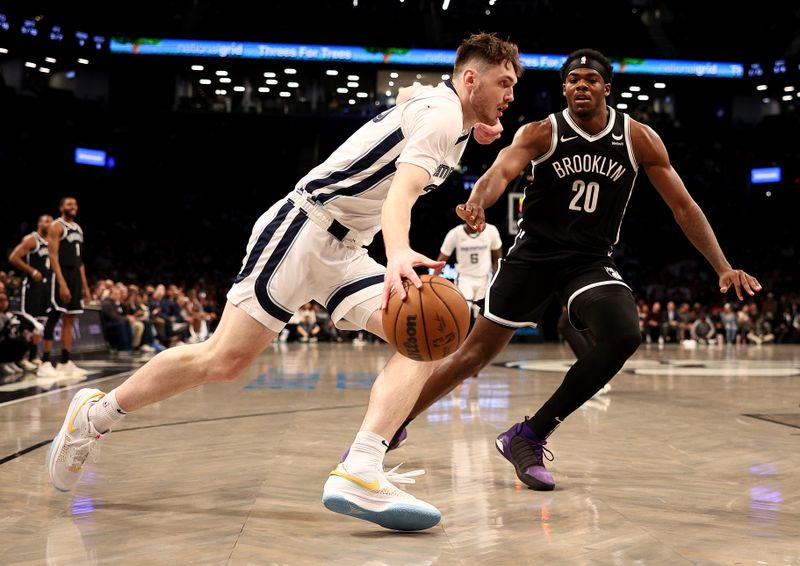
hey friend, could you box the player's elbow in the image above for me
[672,200,701,226]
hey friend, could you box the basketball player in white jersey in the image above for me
[434,222,502,315]
[48,33,521,532]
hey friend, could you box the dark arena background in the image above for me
[1,2,799,564]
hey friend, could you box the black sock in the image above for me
[527,287,640,439]
[42,351,50,364]
[28,342,39,361]
[60,349,70,364]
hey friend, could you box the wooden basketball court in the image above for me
[2,342,799,564]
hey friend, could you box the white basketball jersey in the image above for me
[293,81,470,239]
[440,223,502,279]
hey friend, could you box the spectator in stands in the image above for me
[761,292,778,323]
[123,287,159,352]
[297,313,321,343]
[296,302,321,343]
[146,284,168,343]
[690,311,716,344]
[646,301,664,344]
[101,287,133,352]
[638,302,649,341]
[661,301,680,343]
[747,315,775,345]
[735,306,752,345]
[182,288,215,344]
[198,291,219,333]
[720,303,737,344]
[162,285,188,343]
[677,302,693,341]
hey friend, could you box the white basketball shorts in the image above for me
[456,274,488,303]
[227,198,384,333]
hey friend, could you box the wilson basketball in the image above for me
[383,274,471,362]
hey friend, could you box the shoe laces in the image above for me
[512,434,554,470]
[384,463,425,486]
[67,434,102,469]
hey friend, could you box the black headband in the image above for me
[565,56,610,83]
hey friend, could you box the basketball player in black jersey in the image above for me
[8,214,53,368]
[9,214,53,317]
[399,49,762,491]
[40,197,91,377]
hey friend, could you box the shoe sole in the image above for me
[47,388,101,492]
[322,493,440,532]
[495,439,555,491]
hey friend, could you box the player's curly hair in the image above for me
[455,32,523,77]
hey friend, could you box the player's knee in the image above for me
[608,327,641,359]
[202,346,253,383]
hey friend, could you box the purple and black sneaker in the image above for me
[495,421,555,491]
[340,427,408,462]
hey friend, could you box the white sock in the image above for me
[343,431,387,474]
[87,389,127,434]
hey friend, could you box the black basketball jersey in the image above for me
[56,218,84,268]
[26,232,51,274]
[518,107,638,259]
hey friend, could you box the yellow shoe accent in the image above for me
[329,464,380,492]
[67,392,106,433]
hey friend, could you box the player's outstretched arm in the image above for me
[633,121,762,300]
[459,120,548,232]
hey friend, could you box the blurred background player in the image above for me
[40,197,90,377]
[8,214,53,370]
[434,221,502,323]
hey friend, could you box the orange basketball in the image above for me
[382,274,471,362]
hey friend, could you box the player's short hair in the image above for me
[59,196,77,208]
[560,48,613,83]
[455,32,523,77]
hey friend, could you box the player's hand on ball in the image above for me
[456,203,485,233]
[473,121,503,145]
[382,248,445,310]
[719,269,762,301]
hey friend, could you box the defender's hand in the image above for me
[456,203,486,233]
[719,269,762,301]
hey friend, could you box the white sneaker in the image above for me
[20,359,39,372]
[47,388,106,492]
[322,463,440,531]
[58,361,89,376]
[139,344,155,353]
[1,363,19,375]
[37,363,62,378]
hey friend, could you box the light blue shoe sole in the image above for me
[322,494,441,531]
